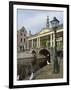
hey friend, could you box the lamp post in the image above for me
[50,17,60,73]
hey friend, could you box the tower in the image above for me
[29,30,31,36]
[46,16,50,28]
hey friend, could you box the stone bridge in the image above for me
[29,47,62,59]
[28,48,51,54]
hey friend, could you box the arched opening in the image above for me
[32,50,36,55]
[39,49,51,63]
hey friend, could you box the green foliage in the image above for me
[41,40,47,47]
[41,39,49,48]
[46,40,49,47]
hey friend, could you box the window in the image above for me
[23,46,24,51]
[24,34,26,36]
[21,38,22,42]
[24,39,25,43]
[20,33,22,36]
[20,46,22,51]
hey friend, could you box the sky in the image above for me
[17,9,63,35]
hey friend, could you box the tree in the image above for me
[41,39,49,48]
[46,40,49,48]
[41,39,47,48]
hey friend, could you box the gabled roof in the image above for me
[18,26,27,33]
[39,28,51,34]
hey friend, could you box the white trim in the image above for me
[27,29,63,40]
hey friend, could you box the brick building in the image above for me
[17,26,27,52]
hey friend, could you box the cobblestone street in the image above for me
[33,59,63,79]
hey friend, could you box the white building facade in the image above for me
[27,25,63,51]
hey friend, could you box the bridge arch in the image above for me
[39,48,51,63]
[32,50,36,55]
